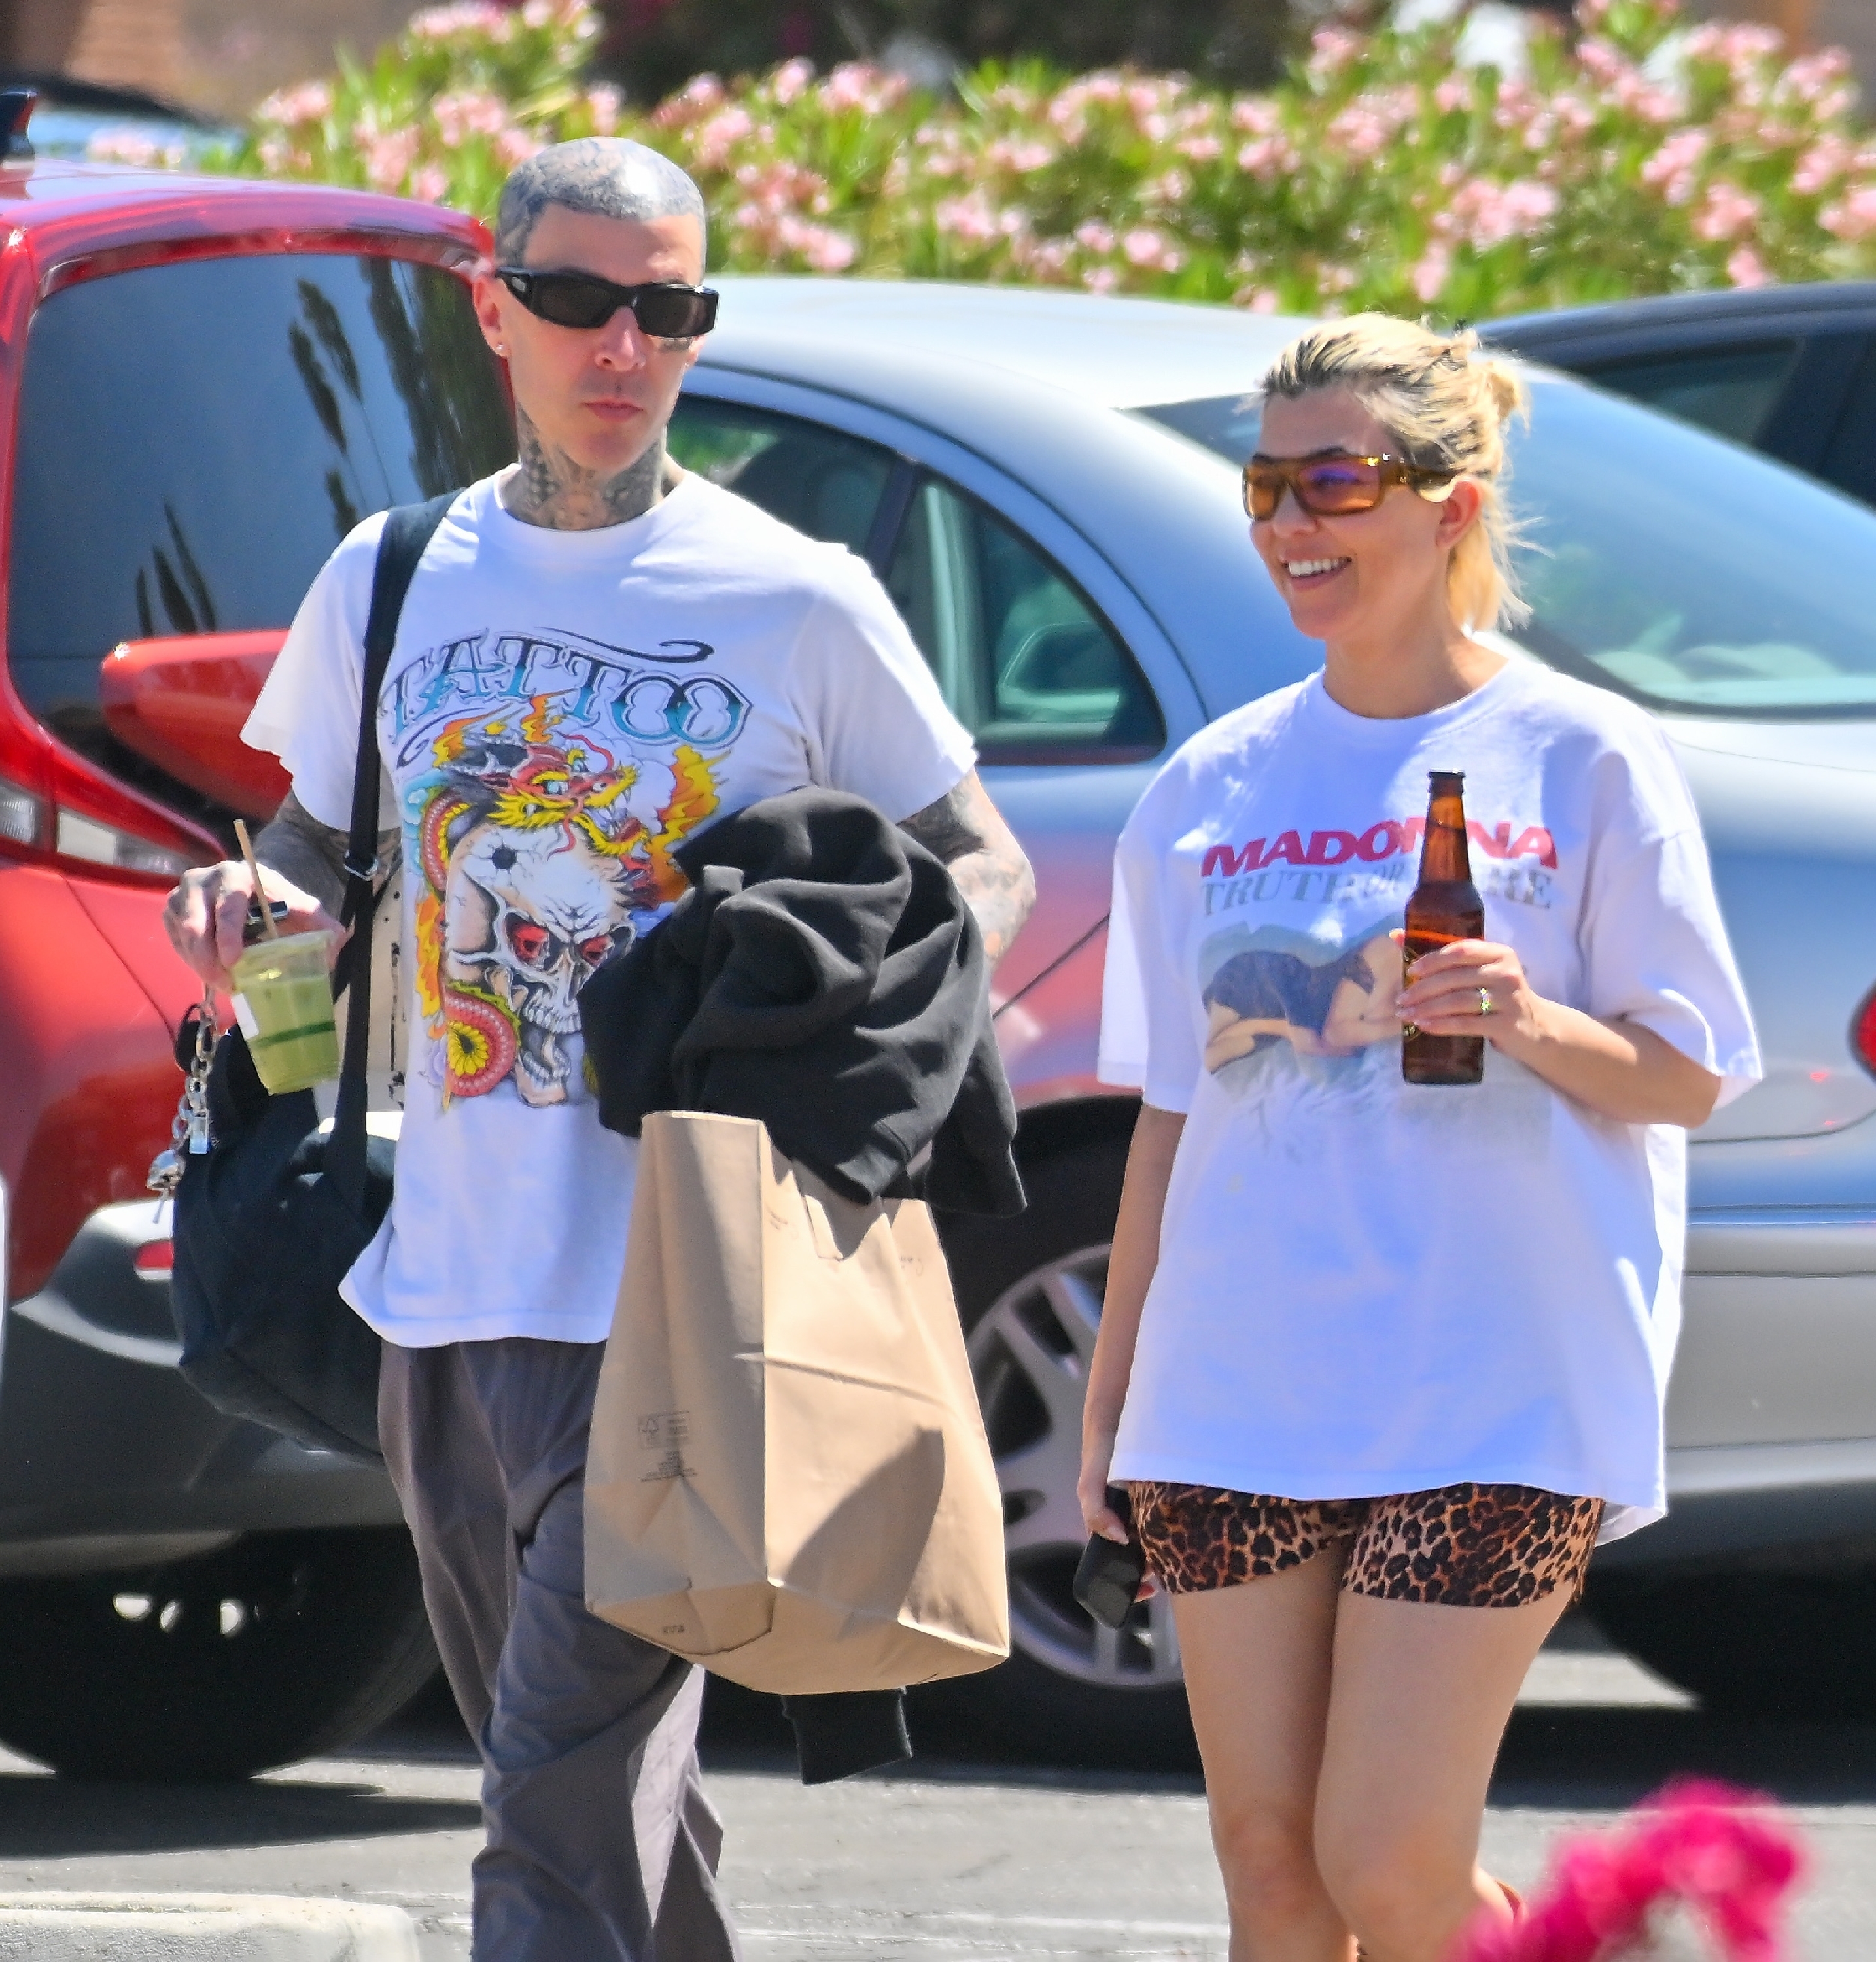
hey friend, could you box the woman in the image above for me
[1081,315,1759,1962]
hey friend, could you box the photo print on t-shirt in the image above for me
[388,628,740,1109]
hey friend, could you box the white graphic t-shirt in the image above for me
[1098,659,1760,1540]
[245,472,975,1347]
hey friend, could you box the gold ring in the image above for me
[1478,987,1494,1017]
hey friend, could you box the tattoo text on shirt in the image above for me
[385,630,749,759]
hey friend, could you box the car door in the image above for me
[667,375,1202,1031]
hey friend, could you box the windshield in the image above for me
[1139,375,1876,719]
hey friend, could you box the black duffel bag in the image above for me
[167,494,453,1460]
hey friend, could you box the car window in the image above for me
[1139,380,1876,717]
[1818,339,1876,508]
[667,396,894,556]
[670,395,1164,761]
[8,252,514,799]
[886,479,1164,762]
[1572,341,1798,447]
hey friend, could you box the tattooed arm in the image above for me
[163,791,398,993]
[900,771,1036,972]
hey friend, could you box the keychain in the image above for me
[148,986,217,1201]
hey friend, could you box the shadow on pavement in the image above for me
[1495,1705,1876,1809]
[0,1772,479,1859]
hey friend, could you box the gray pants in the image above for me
[380,1337,743,1962]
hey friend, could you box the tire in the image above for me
[935,1136,1196,1768]
[1586,1567,1876,1721]
[0,1526,440,1780]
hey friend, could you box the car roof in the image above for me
[706,275,1305,409]
[1487,279,1876,349]
[0,153,488,267]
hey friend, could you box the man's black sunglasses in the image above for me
[495,267,719,338]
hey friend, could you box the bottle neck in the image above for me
[1418,791,1472,884]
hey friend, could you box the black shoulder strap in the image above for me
[328,492,457,1213]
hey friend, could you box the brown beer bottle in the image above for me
[1402,770,1486,1086]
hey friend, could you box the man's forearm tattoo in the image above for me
[502,403,682,532]
[899,774,1037,971]
[255,790,396,918]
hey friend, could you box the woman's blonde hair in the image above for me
[1260,314,1530,631]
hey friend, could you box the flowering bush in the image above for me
[143,0,1876,319]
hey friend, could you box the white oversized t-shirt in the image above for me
[1098,660,1760,1540]
[245,472,975,1348]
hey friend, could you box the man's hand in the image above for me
[164,859,342,993]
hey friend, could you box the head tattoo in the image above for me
[495,138,706,264]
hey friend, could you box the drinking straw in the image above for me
[232,819,280,941]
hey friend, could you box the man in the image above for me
[165,137,1034,1959]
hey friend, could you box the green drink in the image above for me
[230,931,339,1093]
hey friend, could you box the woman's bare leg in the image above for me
[1311,1589,1569,1962]
[1173,1549,1355,1962]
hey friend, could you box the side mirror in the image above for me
[100,630,290,821]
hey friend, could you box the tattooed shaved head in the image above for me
[495,138,706,263]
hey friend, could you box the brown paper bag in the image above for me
[583,1110,1010,1693]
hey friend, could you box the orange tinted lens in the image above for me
[1297,458,1385,514]
[1244,465,1284,519]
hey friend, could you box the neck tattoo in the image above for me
[502,404,674,532]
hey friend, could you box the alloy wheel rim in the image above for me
[966,1243,1183,1691]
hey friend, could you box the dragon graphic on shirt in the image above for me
[404,695,720,1107]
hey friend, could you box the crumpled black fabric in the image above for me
[579,786,1024,1220]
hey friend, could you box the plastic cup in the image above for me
[230,931,339,1093]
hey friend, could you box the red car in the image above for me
[0,92,516,1778]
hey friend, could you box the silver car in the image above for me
[670,278,1876,1751]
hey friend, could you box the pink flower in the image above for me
[652,73,726,130]
[1073,220,1114,253]
[1434,77,1470,116]
[1121,226,1183,273]
[409,165,451,204]
[1083,266,1119,293]
[1230,97,1281,137]
[360,125,421,192]
[1240,287,1280,315]
[691,105,754,170]
[1308,26,1364,80]
[1177,133,1223,162]
[769,57,814,107]
[87,129,184,169]
[1412,242,1452,303]
[820,62,905,116]
[1641,128,1708,206]
[1821,184,1876,242]
[986,137,1056,175]
[496,127,544,170]
[1728,246,1773,288]
[408,2,513,43]
[1238,134,1298,182]
[1442,177,1558,250]
[585,85,622,137]
[257,80,332,128]
[432,92,508,148]
[935,192,1002,247]
[1693,179,1761,243]
[1792,136,1851,196]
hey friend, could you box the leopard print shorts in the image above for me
[1128,1481,1604,1609]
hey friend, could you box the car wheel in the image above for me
[1586,1568,1876,1721]
[0,1526,440,1780]
[937,1137,1195,1765]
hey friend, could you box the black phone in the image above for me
[1071,1485,1147,1631]
[242,897,292,945]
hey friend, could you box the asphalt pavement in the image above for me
[0,1617,1867,1961]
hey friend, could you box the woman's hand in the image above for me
[1391,930,1537,1050]
[1079,1428,1128,1543]
[1389,929,1724,1127]
[165,860,343,994]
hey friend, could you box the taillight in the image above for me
[0,774,46,849]
[1854,986,1876,1081]
[0,705,217,885]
